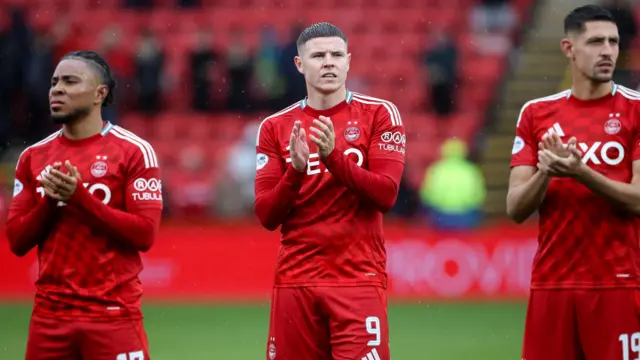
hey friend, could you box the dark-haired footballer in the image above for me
[255,23,405,360]
[6,50,162,360]
[507,5,640,360]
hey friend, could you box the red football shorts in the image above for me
[522,289,640,360]
[266,286,390,360]
[25,315,150,360]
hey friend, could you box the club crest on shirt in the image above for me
[91,155,109,178]
[605,113,622,135]
[344,121,360,142]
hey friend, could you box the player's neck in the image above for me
[62,113,105,140]
[570,78,614,101]
[306,87,347,110]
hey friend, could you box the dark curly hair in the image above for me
[61,50,117,107]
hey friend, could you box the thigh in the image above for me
[576,289,640,360]
[522,290,584,360]
[77,320,150,360]
[266,287,331,360]
[26,315,81,360]
[322,286,390,360]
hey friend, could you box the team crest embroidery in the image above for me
[91,155,108,178]
[605,113,622,135]
[344,121,360,142]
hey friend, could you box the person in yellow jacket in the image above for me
[420,139,486,229]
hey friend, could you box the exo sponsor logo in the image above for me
[379,131,405,154]
[285,148,364,175]
[36,183,112,206]
[132,178,162,201]
[578,141,624,166]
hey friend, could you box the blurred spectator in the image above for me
[124,0,153,9]
[602,0,637,86]
[423,29,458,116]
[25,31,55,142]
[279,25,307,106]
[470,0,517,34]
[469,0,515,56]
[215,122,260,217]
[51,19,76,62]
[98,25,132,123]
[603,0,637,52]
[420,139,486,230]
[189,28,220,112]
[254,27,285,111]
[134,31,165,114]
[2,8,32,143]
[166,145,216,218]
[226,27,254,112]
[177,0,200,8]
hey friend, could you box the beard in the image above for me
[51,105,91,124]
[588,70,614,83]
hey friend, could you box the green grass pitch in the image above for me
[0,301,526,359]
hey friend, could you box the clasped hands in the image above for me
[38,160,82,202]
[289,116,336,172]
[537,132,584,178]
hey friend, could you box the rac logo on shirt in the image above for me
[284,148,364,175]
[132,177,162,201]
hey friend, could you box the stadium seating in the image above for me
[15,0,534,190]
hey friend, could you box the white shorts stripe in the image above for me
[351,94,402,127]
[256,102,301,146]
[111,128,153,168]
[361,348,381,360]
[352,93,402,126]
[113,126,158,167]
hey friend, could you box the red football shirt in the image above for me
[254,91,406,288]
[511,84,640,289]
[6,122,163,319]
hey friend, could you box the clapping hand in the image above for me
[39,160,82,202]
[289,120,310,172]
[309,116,335,160]
[538,136,583,177]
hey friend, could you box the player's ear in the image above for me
[294,56,303,74]
[95,85,108,105]
[347,53,351,72]
[560,37,573,59]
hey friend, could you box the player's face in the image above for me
[295,37,350,94]
[49,59,107,124]
[564,21,619,83]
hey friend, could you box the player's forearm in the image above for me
[506,170,550,224]
[575,165,640,215]
[5,200,56,256]
[254,166,306,230]
[323,151,403,213]
[68,185,160,251]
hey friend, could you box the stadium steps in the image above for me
[479,0,578,217]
